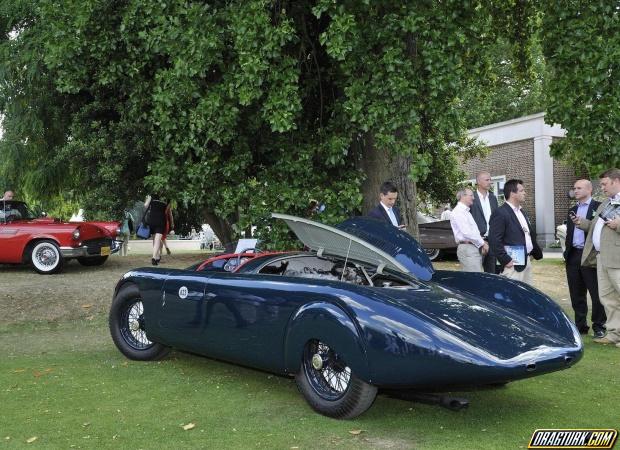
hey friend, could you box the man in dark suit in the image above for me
[368,181,405,228]
[489,179,543,284]
[564,179,605,338]
[572,168,620,346]
[470,171,499,273]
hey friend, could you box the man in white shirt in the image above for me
[440,205,452,221]
[2,190,14,201]
[572,168,620,346]
[450,188,488,272]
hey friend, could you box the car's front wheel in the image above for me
[295,339,377,419]
[109,284,170,361]
[77,256,108,266]
[30,240,64,274]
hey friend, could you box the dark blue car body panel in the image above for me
[337,217,434,281]
[117,254,582,389]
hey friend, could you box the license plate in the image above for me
[101,246,111,256]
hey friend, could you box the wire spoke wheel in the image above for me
[30,240,63,274]
[120,299,152,350]
[109,284,170,361]
[304,340,352,401]
[35,246,57,267]
[296,338,377,419]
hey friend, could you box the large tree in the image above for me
[1,0,535,247]
[540,2,620,174]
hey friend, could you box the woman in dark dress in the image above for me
[144,195,168,265]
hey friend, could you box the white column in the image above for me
[533,136,556,246]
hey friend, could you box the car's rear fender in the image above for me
[284,301,371,382]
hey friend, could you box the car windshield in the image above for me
[0,201,38,222]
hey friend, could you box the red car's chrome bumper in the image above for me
[60,239,120,258]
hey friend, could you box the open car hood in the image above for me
[272,213,434,281]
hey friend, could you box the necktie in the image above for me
[387,207,398,227]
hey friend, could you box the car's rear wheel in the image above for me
[77,256,108,266]
[424,248,441,261]
[109,284,170,361]
[295,339,377,419]
[30,240,64,274]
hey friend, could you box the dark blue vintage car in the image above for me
[109,213,583,419]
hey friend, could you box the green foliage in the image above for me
[541,2,620,173]
[458,38,546,129]
[1,0,552,246]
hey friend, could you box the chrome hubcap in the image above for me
[36,247,57,266]
[311,353,323,370]
[129,320,140,332]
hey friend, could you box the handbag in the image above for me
[135,202,152,239]
[136,222,151,239]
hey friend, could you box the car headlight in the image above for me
[72,228,81,240]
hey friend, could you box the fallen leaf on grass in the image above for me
[85,315,94,321]
[182,423,195,431]
[349,430,364,435]
[26,436,38,443]
[81,304,93,309]
[33,368,54,378]
[12,369,26,373]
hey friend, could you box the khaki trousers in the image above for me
[457,244,483,272]
[596,254,620,343]
[501,260,533,285]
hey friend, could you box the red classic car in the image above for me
[186,250,284,273]
[0,200,121,274]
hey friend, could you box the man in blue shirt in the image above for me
[564,179,604,337]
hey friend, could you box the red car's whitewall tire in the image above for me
[30,240,64,274]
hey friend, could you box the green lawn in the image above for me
[2,321,619,449]
[1,255,618,449]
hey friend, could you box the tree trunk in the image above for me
[202,208,236,252]
[357,134,419,239]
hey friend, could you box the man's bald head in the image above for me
[573,179,592,201]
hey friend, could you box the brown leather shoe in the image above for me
[593,337,616,345]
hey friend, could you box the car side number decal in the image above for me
[178,286,189,299]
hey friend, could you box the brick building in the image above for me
[463,113,582,247]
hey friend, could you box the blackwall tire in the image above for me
[109,284,170,361]
[295,339,377,419]
[30,240,64,274]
